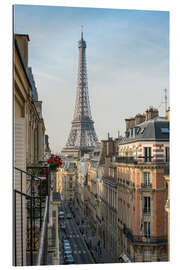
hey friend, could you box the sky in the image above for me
[14,4,169,153]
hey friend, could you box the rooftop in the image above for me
[121,116,169,144]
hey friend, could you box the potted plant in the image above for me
[48,154,62,171]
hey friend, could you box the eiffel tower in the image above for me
[61,29,98,157]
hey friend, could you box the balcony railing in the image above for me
[123,225,167,244]
[116,156,168,165]
[141,183,152,189]
[13,166,50,266]
[37,196,49,265]
[115,156,137,164]
[143,208,151,214]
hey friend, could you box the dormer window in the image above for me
[161,127,169,134]
[136,127,141,135]
[140,128,145,134]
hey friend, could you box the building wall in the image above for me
[14,35,30,266]
[14,34,46,265]
[56,168,76,202]
[116,140,168,262]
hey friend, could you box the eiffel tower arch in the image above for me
[61,30,98,157]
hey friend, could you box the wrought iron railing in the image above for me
[37,196,49,265]
[13,166,50,266]
[123,225,167,244]
[141,183,152,188]
[115,156,137,164]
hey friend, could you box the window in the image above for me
[140,128,145,134]
[165,147,170,162]
[161,127,169,134]
[69,183,72,189]
[144,147,152,162]
[143,197,151,213]
[144,221,150,237]
[143,250,152,262]
[143,172,151,186]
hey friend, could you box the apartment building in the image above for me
[56,161,76,202]
[99,160,118,261]
[75,155,89,216]
[73,107,169,263]
[116,108,169,262]
[14,34,46,265]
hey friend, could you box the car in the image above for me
[64,247,72,256]
[64,245,72,251]
[64,244,72,252]
[66,213,72,219]
[64,241,71,247]
[60,223,66,230]
[64,254,74,264]
[63,239,70,244]
[59,211,65,219]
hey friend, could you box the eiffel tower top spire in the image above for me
[61,30,98,157]
[81,25,83,40]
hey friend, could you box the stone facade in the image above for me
[73,108,169,263]
[56,162,77,202]
[14,34,46,265]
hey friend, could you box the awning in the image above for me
[119,253,131,263]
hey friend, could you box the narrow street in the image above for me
[58,201,113,265]
[58,202,94,265]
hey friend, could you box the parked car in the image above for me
[60,223,66,230]
[64,254,74,264]
[64,246,72,256]
[63,239,70,245]
[59,211,65,219]
[64,244,72,252]
[66,213,72,219]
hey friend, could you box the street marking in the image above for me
[83,250,86,254]
[77,235,79,237]
[78,251,81,254]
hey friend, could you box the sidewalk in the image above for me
[71,204,113,264]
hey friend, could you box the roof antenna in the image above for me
[164,88,168,118]
[81,25,83,40]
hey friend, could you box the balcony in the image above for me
[14,166,51,266]
[115,156,137,164]
[141,183,152,189]
[123,225,167,244]
[143,208,151,214]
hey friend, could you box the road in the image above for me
[58,202,94,265]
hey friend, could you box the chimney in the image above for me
[129,118,135,128]
[125,117,135,130]
[145,107,159,121]
[135,113,145,125]
[125,119,131,131]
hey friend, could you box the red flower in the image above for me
[58,161,62,166]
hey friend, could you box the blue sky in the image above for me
[14,5,169,153]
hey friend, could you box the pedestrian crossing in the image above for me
[60,250,86,255]
[69,234,79,238]
[73,250,86,254]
